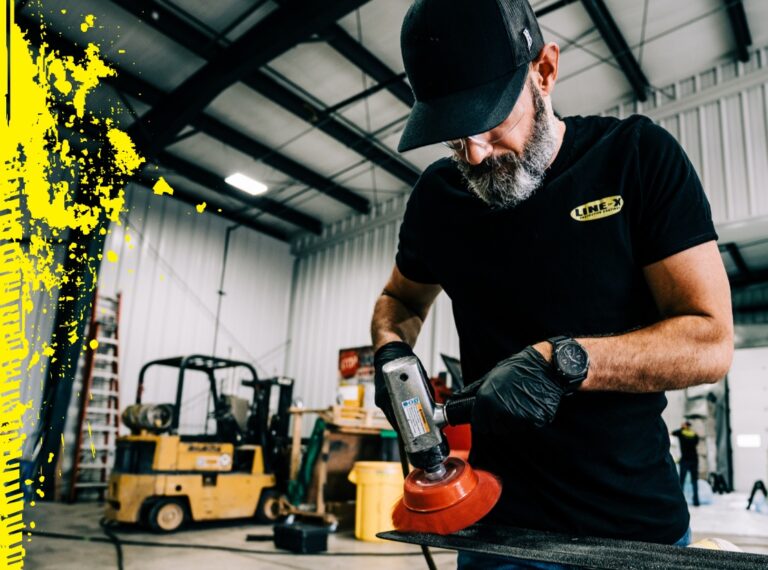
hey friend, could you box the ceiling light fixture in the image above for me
[225,173,268,196]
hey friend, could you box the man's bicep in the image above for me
[383,265,442,321]
[642,240,731,321]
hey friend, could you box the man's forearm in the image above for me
[371,293,425,350]
[534,315,733,392]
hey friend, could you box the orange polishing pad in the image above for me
[392,457,502,535]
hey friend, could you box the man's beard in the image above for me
[454,81,558,209]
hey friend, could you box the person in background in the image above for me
[672,421,701,507]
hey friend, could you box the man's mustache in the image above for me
[463,152,522,178]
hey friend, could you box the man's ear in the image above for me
[531,42,560,97]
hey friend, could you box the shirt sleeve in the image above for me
[633,120,718,266]
[395,180,439,284]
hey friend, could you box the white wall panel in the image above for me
[608,47,768,224]
[286,195,460,410]
[97,183,294,434]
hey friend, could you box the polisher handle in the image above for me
[443,395,475,426]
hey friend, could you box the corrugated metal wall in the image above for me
[21,185,293,462]
[21,185,294,469]
[285,196,460,409]
[21,182,294,464]
[286,46,768,410]
[605,46,768,225]
[90,183,294,435]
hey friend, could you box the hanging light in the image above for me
[225,173,268,196]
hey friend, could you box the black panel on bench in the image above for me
[378,524,767,570]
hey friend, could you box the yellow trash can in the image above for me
[348,461,404,542]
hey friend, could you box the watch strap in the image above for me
[548,335,570,348]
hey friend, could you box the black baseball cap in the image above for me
[398,0,545,153]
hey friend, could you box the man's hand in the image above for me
[455,346,564,434]
[374,341,419,431]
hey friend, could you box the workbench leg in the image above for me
[317,430,330,515]
[289,413,303,481]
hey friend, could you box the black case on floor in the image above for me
[273,522,329,554]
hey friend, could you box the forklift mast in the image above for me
[243,376,294,473]
[134,355,294,473]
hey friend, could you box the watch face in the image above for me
[556,342,588,377]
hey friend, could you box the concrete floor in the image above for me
[24,502,456,570]
[24,494,768,569]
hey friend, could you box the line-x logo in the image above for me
[570,196,624,222]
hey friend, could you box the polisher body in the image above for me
[382,356,503,534]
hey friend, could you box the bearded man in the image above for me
[370,1,734,568]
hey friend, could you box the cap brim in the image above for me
[397,64,529,153]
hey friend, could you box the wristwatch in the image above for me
[547,336,589,395]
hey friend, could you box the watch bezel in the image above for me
[554,341,589,379]
[548,337,589,394]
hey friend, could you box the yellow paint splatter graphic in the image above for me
[89,339,99,350]
[106,250,118,263]
[196,202,207,213]
[1,4,149,564]
[153,176,174,196]
[80,14,95,33]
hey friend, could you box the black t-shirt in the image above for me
[672,428,700,462]
[395,114,717,544]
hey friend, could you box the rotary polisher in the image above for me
[382,356,502,535]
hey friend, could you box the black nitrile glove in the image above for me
[374,341,420,432]
[454,346,564,434]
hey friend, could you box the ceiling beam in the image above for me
[104,1,369,212]
[247,71,419,186]
[128,0,373,156]
[192,114,369,213]
[733,302,768,314]
[17,16,299,240]
[323,72,408,116]
[20,77,289,241]
[724,242,751,277]
[535,0,580,18]
[580,0,650,102]
[729,268,768,289]
[17,12,368,220]
[324,24,413,107]
[723,0,752,63]
[111,0,420,187]
[113,73,370,216]
[110,0,217,58]
[155,152,323,234]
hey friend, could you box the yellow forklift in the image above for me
[105,355,293,532]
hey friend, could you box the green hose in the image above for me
[287,418,326,505]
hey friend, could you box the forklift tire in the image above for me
[145,498,187,533]
[254,488,283,524]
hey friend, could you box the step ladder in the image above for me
[68,292,122,502]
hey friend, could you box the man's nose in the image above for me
[464,140,493,165]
